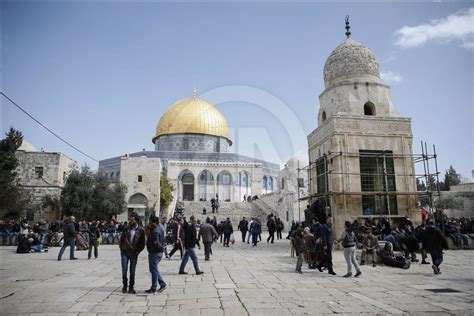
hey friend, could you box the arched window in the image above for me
[322,111,327,122]
[364,102,375,116]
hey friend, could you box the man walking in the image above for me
[58,216,77,261]
[275,217,284,240]
[179,216,204,275]
[145,215,167,294]
[317,216,336,275]
[422,219,448,275]
[168,217,184,259]
[267,218,276,243]
[238,217,249,242]
[119,212,145,294]
[198,217,218,261]
[223,218,233,247]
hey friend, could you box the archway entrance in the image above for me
[217,171,232,202]
[198,170,215,201]
[238,171,251,201]
[179,171,195,201]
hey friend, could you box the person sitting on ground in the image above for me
[378,242,410,269]
[361,229,378,267]
[17,234,47,253]
[445,221,462,248]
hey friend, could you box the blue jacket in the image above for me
[147,225,165,253]
[320,224,333,247]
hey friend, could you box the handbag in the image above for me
[96,237,102,247]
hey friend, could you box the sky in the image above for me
[1,1,473,180]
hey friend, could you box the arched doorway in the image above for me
[217,170,232,202]
[128,193,148,218]
[179,170,195,201]
[198,170,215,201]
[238,171,251,201]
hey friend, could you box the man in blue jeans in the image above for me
[119,213,145,294]
[145,215,167,294]
[58,216,77,261]
[179,216,204,275]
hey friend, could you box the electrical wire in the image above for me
[1,92,99,163]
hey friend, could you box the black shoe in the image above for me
[355,271,362,277]
[122,287,127,294]
[317,266,323,272]
[196,271,204,275]
[179,271,188,275]
[57,258,61,261]
[421,260,430,265]
[205,258,210,261]
[128,288,136,294]
[158,285,167,292]
[360,261,365,266]
[372,263,376,267]
[329,271,337,275]
[343,273,352,278]
[70,257,78,260]
[145,288,156,294]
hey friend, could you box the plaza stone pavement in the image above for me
[1,234,473,316]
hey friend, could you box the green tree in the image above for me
[416,179,426,191]
[443,165,461,191]
[60,165,95,218]
[160,175,174,209]
[0,128,31,218]
[92,172,127,220]
[60,166,127,220]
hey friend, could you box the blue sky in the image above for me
[1,2,473,180]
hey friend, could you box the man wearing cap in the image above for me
[179,216,204,275]
[119,212,145,294]
[58,215,77,261]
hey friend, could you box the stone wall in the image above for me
[13,150,76,220]
[118,156,161,221]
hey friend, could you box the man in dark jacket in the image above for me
[275,217,284,240]
[58,216,78,261]
[267,218,276,243]
[88,221,100,260]
[198,217,218,260]
[222,218,233,247]
[422,219,448,275]
[168,218,185,259]
[316,216,336,275]
[145,215,167,294]
[119,212,145,294]
[179,216,204,275]
[238,217,249,242]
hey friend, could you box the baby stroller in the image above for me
[76,232,89,250]
[50,232,64,247]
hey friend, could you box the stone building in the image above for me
[15,140,77,221]
[99,93,280,218]
[306,24,418,234]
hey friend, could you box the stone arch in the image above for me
[217,170,232,202]
[238,171,251,201]
[364,102,375,116]
[197,169,215,201]
[262,175,268,194]
[128,193,148,217]
[178,169,195,201]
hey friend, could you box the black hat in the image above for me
[130,212,140,220]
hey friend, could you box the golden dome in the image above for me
[153,97,231,144]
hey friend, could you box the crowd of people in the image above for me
[289,204,474,276]
[2,205,473,293]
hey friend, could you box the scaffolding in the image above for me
[298,141,443,223]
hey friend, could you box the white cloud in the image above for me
[381,71,402,83]
[395,8,474,49]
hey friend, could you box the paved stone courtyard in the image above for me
[1,233,473,315]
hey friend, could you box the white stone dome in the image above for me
[323,38,380,89]
[18,140,38,152]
